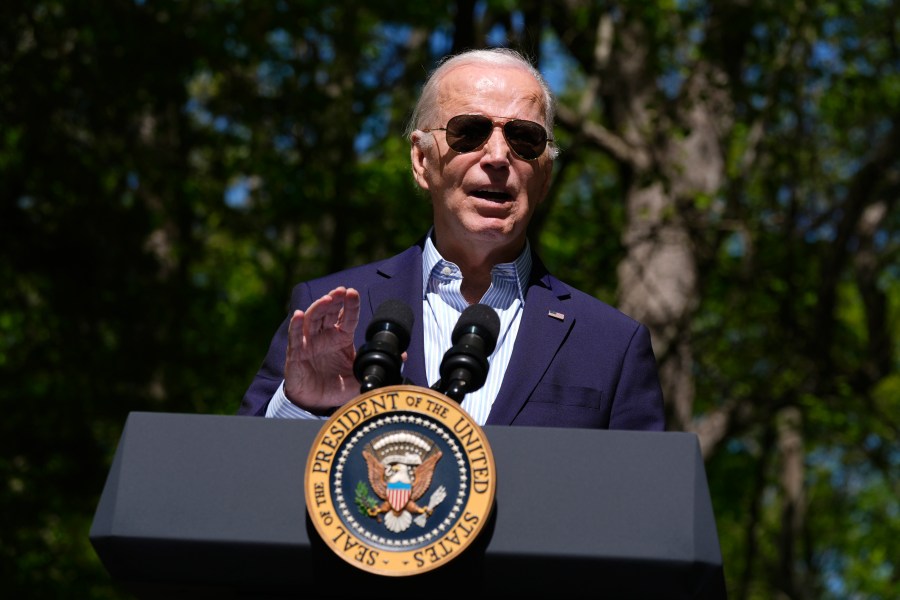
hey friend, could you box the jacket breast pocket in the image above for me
[513,382,611,428]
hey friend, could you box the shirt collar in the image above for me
[421,228,532,302]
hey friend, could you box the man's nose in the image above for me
[480,127,511,163]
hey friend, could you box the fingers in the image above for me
[338,288,361,334]
[281,287,370,411]
[301,287,361,338]
[284,310,306,392]
[287,310,305,352]
[302,294,336,335]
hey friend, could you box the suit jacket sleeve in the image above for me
[608,323,665,430]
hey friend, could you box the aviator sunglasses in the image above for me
[423,114,553,161]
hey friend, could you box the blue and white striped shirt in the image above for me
[421,236,529,425]
[266,236,530,425]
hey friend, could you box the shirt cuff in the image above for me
[265,380,327,420]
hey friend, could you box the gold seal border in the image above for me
[304,384,497,577]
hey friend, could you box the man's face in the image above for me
[411,64,553,262]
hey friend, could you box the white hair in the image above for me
[406,48,558,160]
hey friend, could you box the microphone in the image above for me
[353,299,414,393]
[435,303,501,402]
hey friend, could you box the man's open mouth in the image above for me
[472,190,512,201]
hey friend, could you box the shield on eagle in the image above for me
[386,481,412,512]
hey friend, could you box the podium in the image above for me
[90,412,727,599]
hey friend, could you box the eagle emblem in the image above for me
[360,430,446,533]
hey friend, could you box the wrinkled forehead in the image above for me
[435,65,546,123]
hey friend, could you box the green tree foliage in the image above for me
[1,1,897,598]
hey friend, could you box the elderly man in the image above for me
[239,48,665,431]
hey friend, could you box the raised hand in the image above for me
[283,287,361,414]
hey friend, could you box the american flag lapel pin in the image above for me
[548,310,565,321]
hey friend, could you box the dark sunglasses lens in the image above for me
[445,115,493,152]
[504,120,547,160]
[444,115,548,159]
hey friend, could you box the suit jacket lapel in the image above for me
[486,263,573,425]
[360,243,429,389]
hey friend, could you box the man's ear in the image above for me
[410,132,430,191]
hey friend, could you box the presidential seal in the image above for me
[304,384,496,577]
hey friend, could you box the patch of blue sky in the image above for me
[257,60,294,97]
[266,28,294,61]
[724,232,745,258]
[540,34,579,95]
[429,28,454,59]
[355,95,395,157]
[486,22,508,47]
[273,133,295,152]
[184,97,213,127]
[360,24,413,89]
[811,40,843,73]
[225,176,252,209]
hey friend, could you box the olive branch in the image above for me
[354,481,379,516]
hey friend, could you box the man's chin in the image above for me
[466,221,512,238]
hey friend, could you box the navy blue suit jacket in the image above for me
[239,239,665,430]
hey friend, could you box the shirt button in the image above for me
[441,266,453,275]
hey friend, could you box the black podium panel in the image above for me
[90,412,726,599]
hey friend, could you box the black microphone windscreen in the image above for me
[452,303,500,348]
[366,299,414,349]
